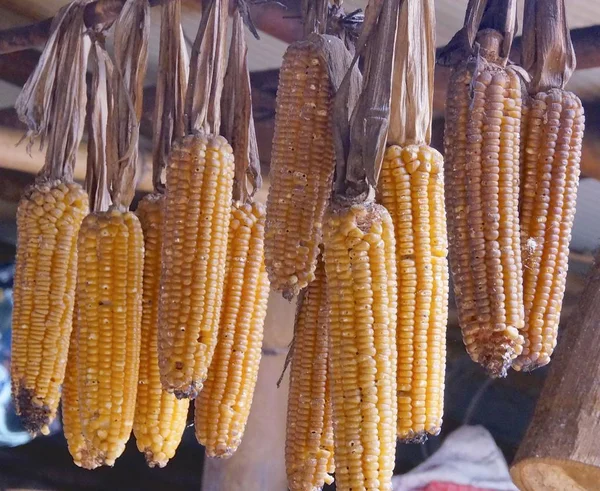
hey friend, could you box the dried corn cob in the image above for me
[62,315,102,469]
[285,256,334,490]
[158,134,234,399]
[514,89,584,371]
[76,208,143,467]
[134,194,189,467]
[195,201,269,457]
[378,144,449,441]
[444,42,525,377]
[11,180,88,435]
[265,39,335,299]
[323,202,397,491]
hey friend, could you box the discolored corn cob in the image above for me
[444,57,525,377]
[323,202,397,491]
[11,180,88,435]
[62,318,102,469]
[285,256,335,490]
[265,40,335,300]
[378,144,449,442]
[134,194,189,467]
[76,208,143,467]
[513,89,584,371]
[159,133,234,399]
[195,201,269,457]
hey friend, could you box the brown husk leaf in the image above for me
[302,0,329,36]
[388,0,435,146]
[86,36,112,213]
[185,0,228,135]
[15,1,90,182]
[152,0,189,193]
[343,0,401,198]
[221,10,261,203]
[107,0,150,210]
[521,0,575,92]
[438,0,517,67]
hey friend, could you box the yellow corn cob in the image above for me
[323,202,397,491]
[11,179,88,435]
[265,39,335,300]
[285,256,335,490]
[195,201,269,457]
[62,318,102,469]
[134,194,189,467]
[513,89,584,371]
[76,208,143,467]
[158,133,234,399]
[444,58,525,377]
[378,144,449,441]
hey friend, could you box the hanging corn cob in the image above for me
[323,1,398,489]
[264,2,336,300]
[442,1,525,377]
[513,0,585,372]
[377,0,448,442]
[285,256,334,490]
[62,36,110,469]
[195,10,269,458]
[75,1,148,466]
[158,0,234,399]
[11,4,90,436]
[133,1,190,468]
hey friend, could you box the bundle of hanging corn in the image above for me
[133,0,190,469]
[281,3,360,489]
[194,7,270,459]
[377,0,449,443]
[157,0,234,399]
[441,0,525,377]
[69,0,149,468]
[513,0,584,372]
[11,2,90,436]
[322,0,400,488]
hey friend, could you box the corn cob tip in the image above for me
[74,449,104,470]
[171,383,202,400]
[143,449,170,469]
[512,356,550,373]
[205,444,238,459]
[398,431,429,445]
[13,384,51,435]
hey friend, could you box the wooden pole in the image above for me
[0,125,153,191]
[511,253,600,490]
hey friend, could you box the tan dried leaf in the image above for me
[15,1,90,182]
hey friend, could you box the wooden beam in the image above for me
[511,251,600,489]
[0,125,153,191]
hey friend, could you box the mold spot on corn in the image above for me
[265,40,335,300]
[195,201,269,458]
[378,144,449,442]
[11,179,88,435]
[323,202,398,491]
[158,133,235,399]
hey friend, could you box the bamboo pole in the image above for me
[511,253,600,490]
